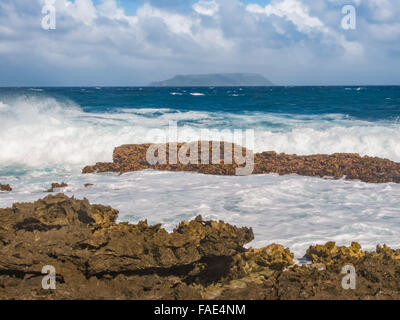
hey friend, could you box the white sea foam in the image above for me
[1,95,400,257]
[2,170,400,257]
[28,88,44,92]
[115,107,172,114]
[1,96,400,171]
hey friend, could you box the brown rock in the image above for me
[0,184,12,192]
[45,182,68,193]
[305,241,365,265]
[1,195,400,300]
[82,142,400,183]
[0,194,253,299]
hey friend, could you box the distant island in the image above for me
[149,73,274,87]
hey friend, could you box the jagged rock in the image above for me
[84,183,94,188]
[45,182,68,193]
[82,142,400,183]
[204,243,400,300]
[232,245,294,274]
[1,195,400,300]
[375,244,400,260]
[305,241,365,264]
[0,184,12,192]
[197,244,294,299]
[0,194,253,299]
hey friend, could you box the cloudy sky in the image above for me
[0,0,399,86]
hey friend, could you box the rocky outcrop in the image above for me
[305,241,365,264]
[202,241,400,300]
[0,194,253,299]
[45,182,68,193]
[254,151,400,183]
[82,142,247,176]
[1,194,400,300]
[82,142,400,183]
[0,184,12,192]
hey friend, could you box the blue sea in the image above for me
[1,86,400,257]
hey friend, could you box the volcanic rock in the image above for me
[0,194,253,299]
[82,142,400,183]
[45,182,68,193]
[1,195,400,300]
[0,184,12,192]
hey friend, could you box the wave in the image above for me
[28,88,44,92]
[1,95,400,171]
[2,170,400,257]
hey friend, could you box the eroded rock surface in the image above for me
[82,142,400,183]
[1,194,400,300]
[0,194,252,299]
[0,184,12,192]
[45,182,68,193]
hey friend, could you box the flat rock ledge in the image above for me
[82,142,400,183]
[1,194,400,300]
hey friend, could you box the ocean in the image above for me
[1,86,400,257]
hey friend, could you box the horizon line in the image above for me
[1,84,400,88]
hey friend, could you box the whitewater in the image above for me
[1,87,400,257]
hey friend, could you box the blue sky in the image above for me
[0,0,399,86]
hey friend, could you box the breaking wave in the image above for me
[1,95,400,171]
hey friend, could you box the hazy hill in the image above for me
[149,73,274,87]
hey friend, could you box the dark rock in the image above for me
[0,194,252,299]
[202,242,400,300]
[45,182,68,193]
[1,195,400,300]
[0,184,12,192]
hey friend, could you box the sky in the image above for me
[0,0,399,86]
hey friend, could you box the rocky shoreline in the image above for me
[82,142,400,183]
[1,194,400,300]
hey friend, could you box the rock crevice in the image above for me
[1,194,400,300]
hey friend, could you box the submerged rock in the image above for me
[82,142,400,183]
[0,184,12,192]
[45,182,68,193]
[0,194,400,300]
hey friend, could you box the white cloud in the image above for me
[97,0,134,22]
[367,0,395,22]
[137,4,197,36]
[247,0,324,32]
[0,0,399,85]
[62,0,97,25]
[368,23,400,42]
[193,0,219,16]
